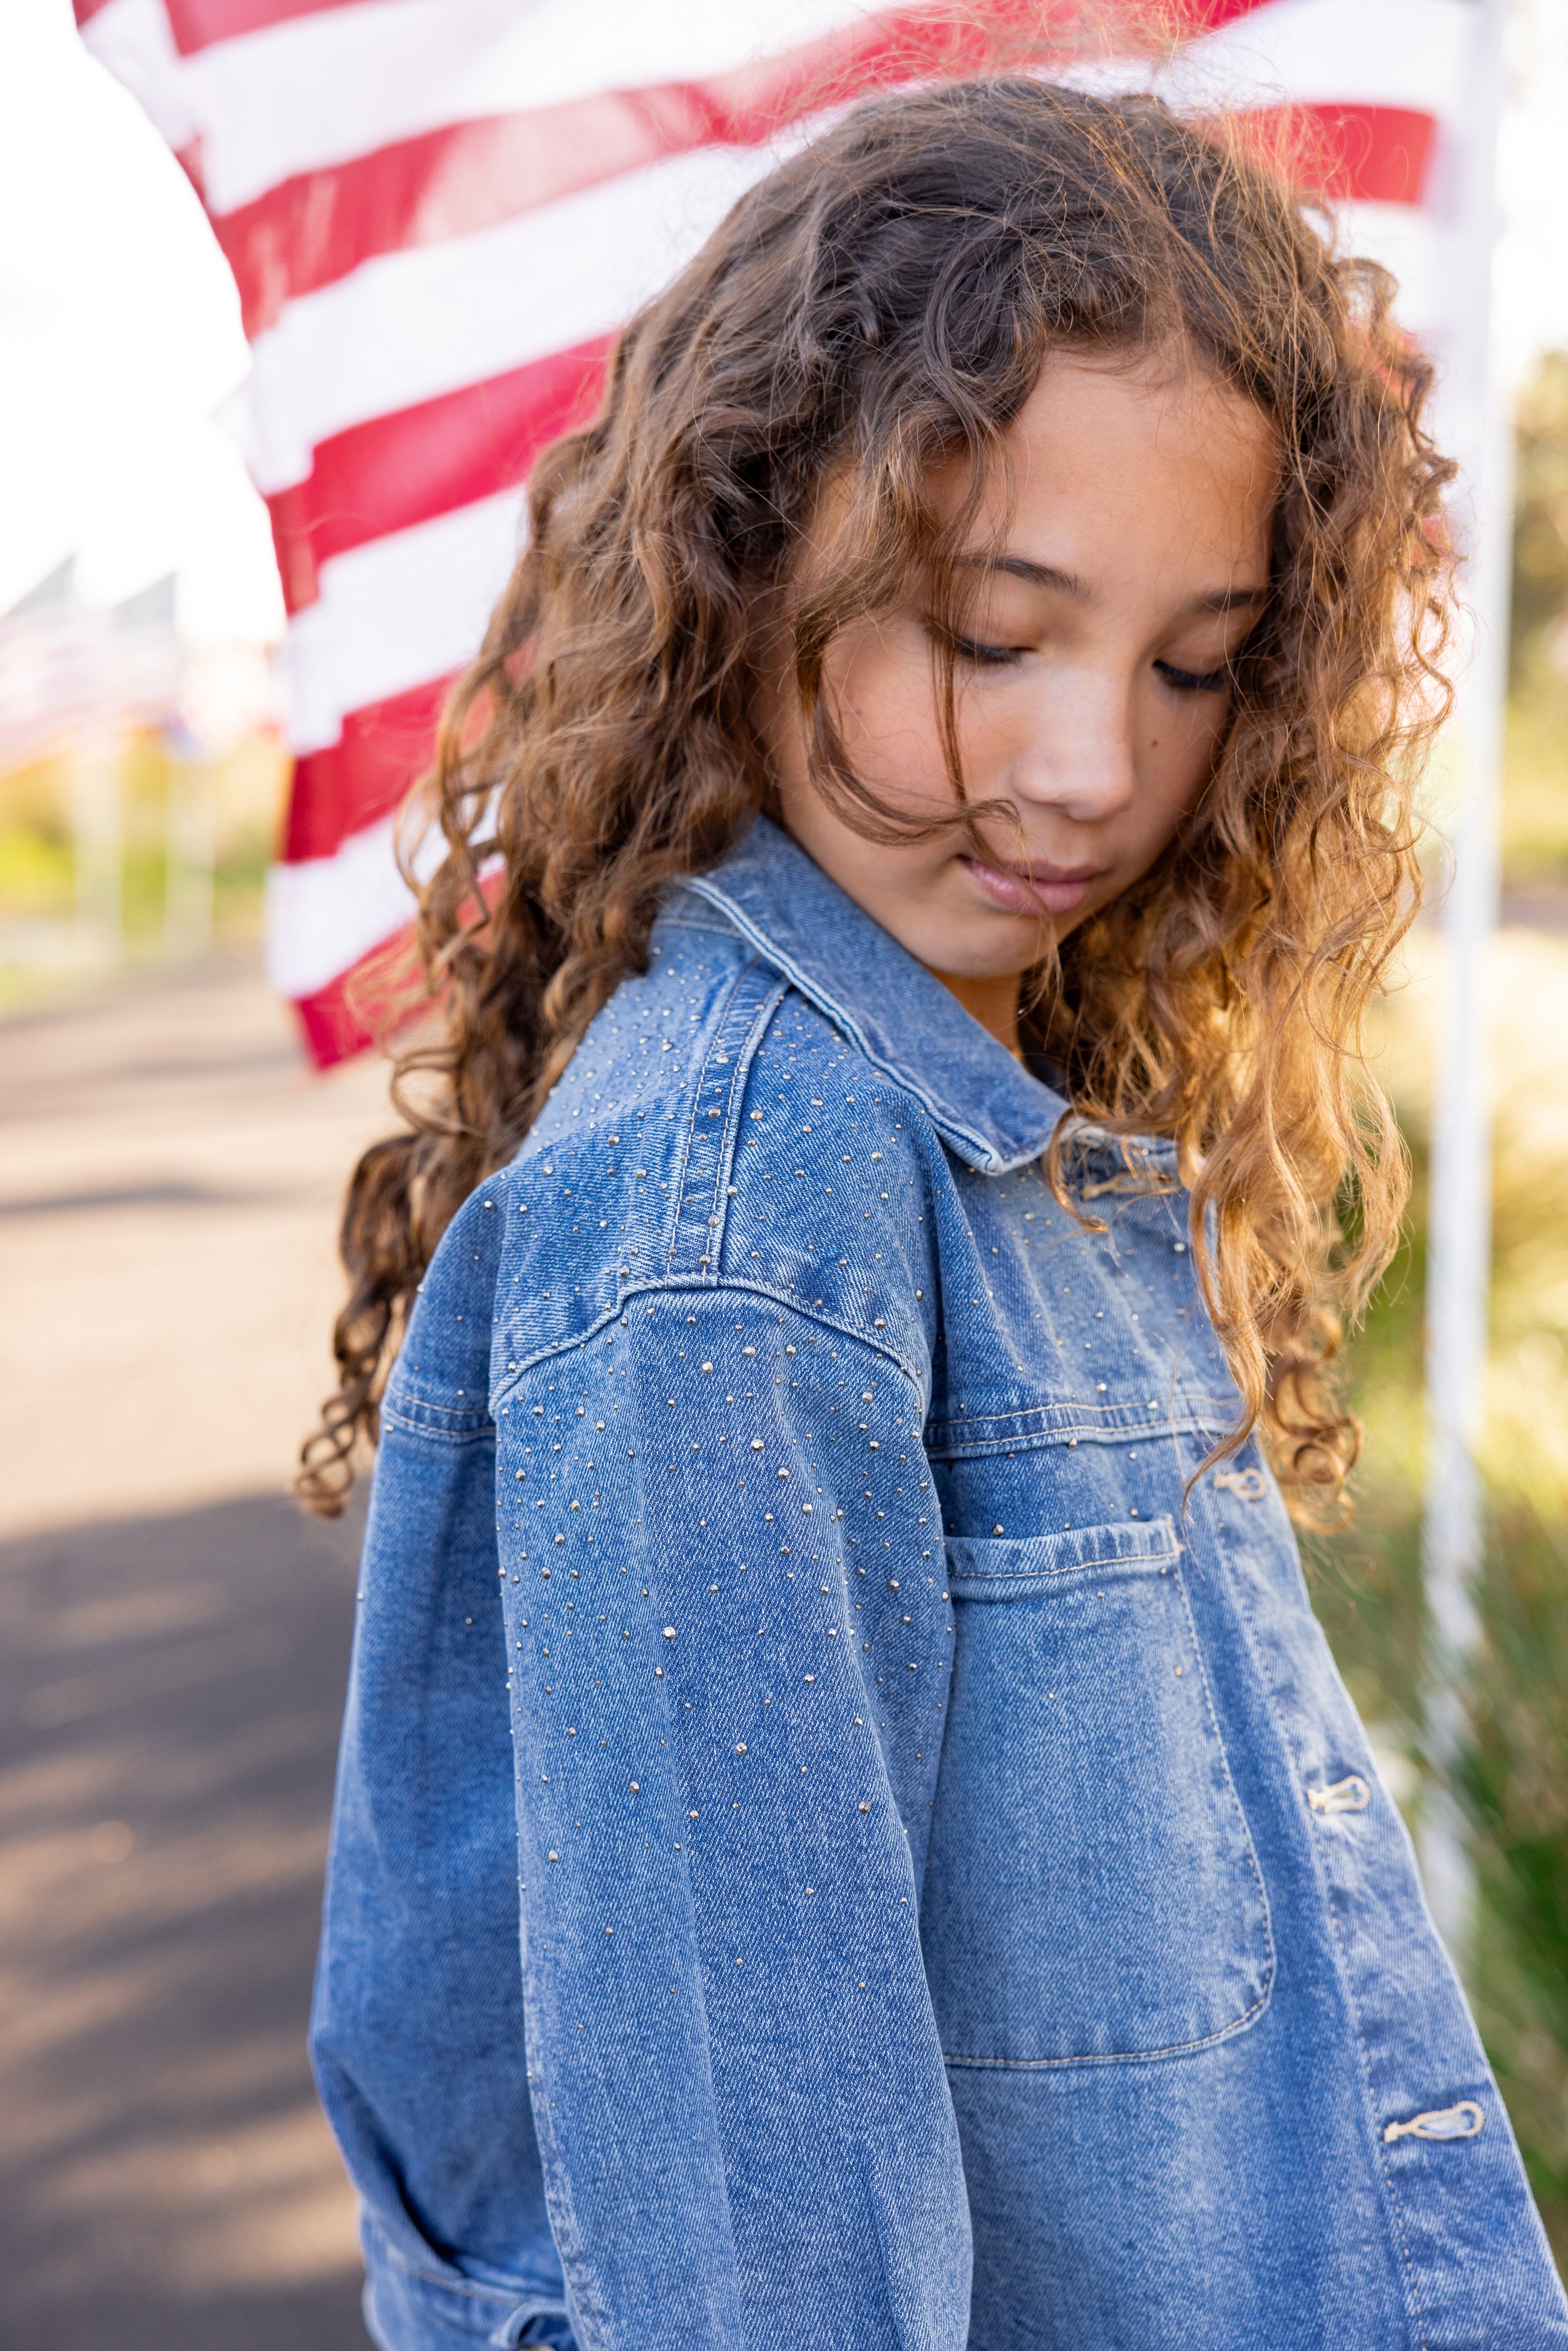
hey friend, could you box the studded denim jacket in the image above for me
[313,816,1566,2351]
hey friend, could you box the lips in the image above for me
[957,853,1104,918]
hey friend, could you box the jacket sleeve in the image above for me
[310,1204,575,2350]
[494,1285,971,2351]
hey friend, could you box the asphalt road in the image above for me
[0,960,394,2349]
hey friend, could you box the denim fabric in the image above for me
[313,814,1567,2350]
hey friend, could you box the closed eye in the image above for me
[1155,658,1232,695]
[947,632,1027,668]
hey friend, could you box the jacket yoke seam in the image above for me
[492,1275,929,1418]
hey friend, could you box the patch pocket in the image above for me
[922,1518,1273,2067]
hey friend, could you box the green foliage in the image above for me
[0,732,282,1009]
[1512,352,1568,688]
[1466,1500,1568,2240]
[0,829,73,916]
[1502,679,1568,887]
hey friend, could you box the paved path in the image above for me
[0,957,392,1538]
[0,962,395,2347]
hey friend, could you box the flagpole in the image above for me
[1418,0,1515,1968]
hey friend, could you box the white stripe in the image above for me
[282,487,523,753]
[264,811,414,998]
[1336,198,1445,344]
[242,115,1450,505]
[1064,0,1473,123]
[268,200,1447,999]
[80,0,199,152]
[242,134,813,490]
[123,0,1472,219]
[273,203,1445,765]
[1171,0,1472,120]
[266,818,502,1000]
[181,0,875,215]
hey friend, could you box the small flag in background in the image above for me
[76,0,1484,1066]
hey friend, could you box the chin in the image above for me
[922,942,1038,984]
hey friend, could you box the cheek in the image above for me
[1142,697,1230,822]
[832,625,949,788]
[781,791,957,951]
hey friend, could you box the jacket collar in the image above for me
[677,815,1065,1176]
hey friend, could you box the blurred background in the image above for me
[1,0,1566,2342]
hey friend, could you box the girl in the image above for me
[303,78,1567,2351]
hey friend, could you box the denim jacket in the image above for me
[313,815,1566,2351]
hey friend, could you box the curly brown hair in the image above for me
[297,74,1453,1519]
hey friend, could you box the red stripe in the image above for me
[293,945,406,1067]
[214,0,1275,331]
[293,959,380,1067]
[165,0,367,56]
[293,863,505,1067]
[283,674,454,861]
[1231,102,1438,206]
[77,0,365,51]
[256,104,1426,624]
[268,339,611,612]
[142,0,1272,65]
[217,87,775,338]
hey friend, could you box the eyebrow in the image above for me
[1185,584,1271,614]
[962,554,1270,615]
[963,554,1088,600]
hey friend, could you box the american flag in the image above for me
[75,0,1487,1066]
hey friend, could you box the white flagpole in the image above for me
[1418,0,1515,1967]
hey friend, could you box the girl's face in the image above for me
[764,347,1278,1049]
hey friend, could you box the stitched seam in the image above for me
[926,1398,1237,1445]
[378,1418,490,1451]
[701,972,788,1277]
[942,1985,1274,2069]
[943,1532,1274,2074]
[930,1403,1234,1432]
[946,1529,1180,1582]
[1293,1760,1430,2347]
[949,1555,1170,1584]
[652,955,770,1279]
[669,963,788,1283]
[381,1396,490,1426]
[661,1041,705,1278]
[658,907,738,936]
[491,1275,929,1413]
[925,1418,1235,1459]
[680,870,1006,1169]
[363,2231,544,2308]
[1212,1481,1428,2350]
[1171,1549,1278,2017]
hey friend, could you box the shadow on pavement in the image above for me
[0,1488,371,2350]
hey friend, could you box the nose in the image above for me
[1007,667,1138,827]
